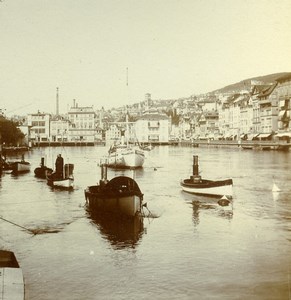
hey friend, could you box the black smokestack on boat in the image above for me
[190,155,201,183]
[193,155,199,176]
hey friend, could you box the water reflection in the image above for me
[86,209,144,249]
[191,198,233,226]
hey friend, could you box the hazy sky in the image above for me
[1,0,291,116]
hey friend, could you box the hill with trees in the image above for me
[211,72,291,94]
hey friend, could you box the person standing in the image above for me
[55,154,64,179]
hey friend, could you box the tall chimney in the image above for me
[56,87,59,115]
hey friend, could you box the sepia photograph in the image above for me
[0,0,291,299]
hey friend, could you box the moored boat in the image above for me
[34,157,53,179]
[107,144,145,169]
[46,154,74,189]
[180,155,233,198]
[0,250,24,300]
[5,154,31,174]
[84,161,144,217]
[106,114,145,169]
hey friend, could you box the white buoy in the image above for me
[272,183,281,192]
[218,195,230,206]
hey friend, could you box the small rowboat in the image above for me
[180,155,233,198]
[5,155,31,174]
[0,250,24,300]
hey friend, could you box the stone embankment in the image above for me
[180,140,290,151]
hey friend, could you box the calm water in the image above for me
[0,145,290,300]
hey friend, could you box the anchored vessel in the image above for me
[107,115,145,169]
[1,154,31,174]
[85,162,144,217]
[107,143,145,169]
[180,155,233,198]
[46,155,74,189]
[0,250,24,300]
[34,157,53,179]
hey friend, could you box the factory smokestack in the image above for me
[56,87,59,115]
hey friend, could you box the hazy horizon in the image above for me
[1,0,291,116]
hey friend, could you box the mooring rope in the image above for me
[0,216,36,235]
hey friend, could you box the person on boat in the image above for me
[55,154,64,179]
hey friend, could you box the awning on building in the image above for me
[248,133,260,140]
[276,132,291,138]
[259,133,271,138]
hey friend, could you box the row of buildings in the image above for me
[14,73,291,146]
[178,74,291,142]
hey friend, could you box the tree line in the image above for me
[0,116,24,146]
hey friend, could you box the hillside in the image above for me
[211,72,291,94]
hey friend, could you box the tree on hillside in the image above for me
[0,117,24,145]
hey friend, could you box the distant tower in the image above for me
[56,87,59,115]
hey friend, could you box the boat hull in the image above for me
[181,179,233,198]
[11,162,31,174]
[85,190,142,217]
[34,166,53,179]
[107,148,145,169]
[47,176,74,189]
[84,176,143,217]
[0,250,24,300]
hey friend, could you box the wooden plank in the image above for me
[0,268,24,300]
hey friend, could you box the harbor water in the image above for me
[0,145,290,300]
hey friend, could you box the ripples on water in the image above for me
[0,146,290,299]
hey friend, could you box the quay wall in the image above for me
[180,140,290,150]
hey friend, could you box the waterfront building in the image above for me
[239,93,252,139]
[105,123,123,143]
[229,94,242,139]
[27,112,51,143]
[257,83,278,139]
[179,115,192,139]
[50,116,70,142]
[197,111,219,139]
[250,82,274,135]
[275,74,291,138]
[135,109,170,144]
[218,98,231,139]
[68,102,96,142]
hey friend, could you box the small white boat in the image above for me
[46,156,74,189]
[180,155,233,198]
[47,174,74,189]
[84,162,144,217]
[0,250,24,300]
[6,155,31,174]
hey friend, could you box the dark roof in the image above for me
[258,83,277,98]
